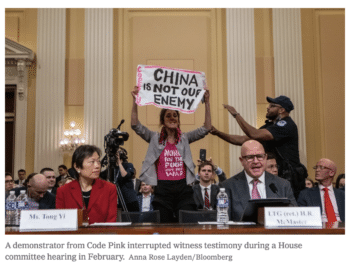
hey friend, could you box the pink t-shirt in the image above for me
[157,142,186,181]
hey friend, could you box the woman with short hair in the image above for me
[56,145,118,224]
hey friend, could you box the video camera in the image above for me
[104,119,129,154]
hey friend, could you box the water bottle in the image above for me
[216,188,229,224]
[16,190,29,226]
[5,191,17,226]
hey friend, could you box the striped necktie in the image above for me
[204,188,210,209]
[251,179,261,199]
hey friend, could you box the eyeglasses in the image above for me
[5,180,14,184]
[313,165,332,171]
[242,154,266,162]
[45,176,56,179]
[268,104,283,108]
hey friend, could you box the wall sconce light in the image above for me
[59,121,86,152]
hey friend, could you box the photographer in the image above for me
[101,147,139,212]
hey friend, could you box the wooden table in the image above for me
[5,222,345,235]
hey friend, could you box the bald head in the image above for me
[317,158,337,175]
[31,174,49,187]
[240,140,267,179]
[314,158,337,187]
[27,174,49,202]
[241,140,265,157]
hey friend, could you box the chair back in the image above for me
[121,210,160,223]
[179,210,217,223]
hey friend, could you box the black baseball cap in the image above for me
[266,95,294,112]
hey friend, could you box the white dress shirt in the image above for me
[141,193,152,212]
[244,171,267,199]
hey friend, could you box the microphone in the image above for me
[116,119,125,131]
[269,183,282,198]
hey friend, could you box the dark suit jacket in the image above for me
[14,180,25,185]
[48,187,58,196]
[56,179,118,224]
[192,184,220,210]
[11,187,56,209]
[297,186,345,222]
[222,171,297,221]
[137,194,154,212]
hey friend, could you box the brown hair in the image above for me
[158,109,182,145]
[198,161,214,173]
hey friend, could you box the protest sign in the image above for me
[135,65,206,114]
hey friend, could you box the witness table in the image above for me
[5,222,345,235]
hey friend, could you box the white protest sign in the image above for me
[135,65,206,114]
[19,209,78,232]
[264,207,322,229]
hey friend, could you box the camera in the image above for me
[104,119,129,157]
[105,128,129,149]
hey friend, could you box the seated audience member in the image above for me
[193,161,221,210]
[56,145,118,224]
[335,173,345,189]
[195,157,227,185]
[266,153,279,176]
[15,169,26,186]
[222,140,297,221]
[137,182,154,212]
[305,178,314,188]
[56,164,68,186]
[5,173,15,199]
[40,167,57,195]
[11,173,55,209]
[297,158,345,223]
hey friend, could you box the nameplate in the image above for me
[264,207,322,228]
[19,209,78,232]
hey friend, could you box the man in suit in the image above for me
[210,96,306,200]
[56,165,68,186]
[11,173,55,209]
[40,167,58,195]
[137,181,154,212]
[297,158,345,222]
[15,169,26,187]
[222,140,297,221]
[193,161,221,210]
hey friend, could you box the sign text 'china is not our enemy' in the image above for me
[136,65,206,113]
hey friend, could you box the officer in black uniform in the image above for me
[260,96,299,167]
[210,95,307,199]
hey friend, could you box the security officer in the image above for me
[210,95,307,199]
